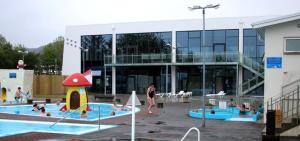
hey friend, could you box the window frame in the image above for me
[284,37,300,54]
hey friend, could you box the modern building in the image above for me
[62,17,269,96]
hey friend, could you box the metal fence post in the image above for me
[297,85,299,117]
[98,105,101,131]
[287,95,290,118]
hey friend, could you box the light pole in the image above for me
[188,4,220,127]
[80,47,89,73]
[18,50,29,64]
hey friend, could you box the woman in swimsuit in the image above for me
[146,83,156,114]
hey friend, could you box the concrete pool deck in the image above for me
[0,95,264,141]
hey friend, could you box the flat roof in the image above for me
[252,12,300,28]
[65,16,273,35]
[252,12,300,39]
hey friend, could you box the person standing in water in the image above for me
[146,83,156,114]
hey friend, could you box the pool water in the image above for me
[189,107,261,122]
[0,103,140,121]
[0,119,115,137]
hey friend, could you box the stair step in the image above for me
[280,136,300,141]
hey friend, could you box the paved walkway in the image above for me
[0,95,264,141]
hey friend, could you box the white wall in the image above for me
[62,17,271,75]
[264,19,300,113]
[0,69,33,101]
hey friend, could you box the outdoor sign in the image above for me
[267,57,282,68]
[92,70,101,76]
[219,101,227,109]
[9,72,17,78]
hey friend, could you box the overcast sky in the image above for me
[0,0,299,48]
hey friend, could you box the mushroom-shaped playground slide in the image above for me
[60,73,92,112]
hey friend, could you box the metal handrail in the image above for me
[267,85,300,120]
[239,72,264,96]
[181,127,200,141]
[50,103,90,128]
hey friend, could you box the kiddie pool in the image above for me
[0,103,140,121]
[0,119,116,137]
[189,107,261,122]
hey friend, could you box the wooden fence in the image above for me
[32,75,67,98]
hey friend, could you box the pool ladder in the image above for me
[49,103,101,128]
[181,127,200,141]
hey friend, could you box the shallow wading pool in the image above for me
[0,103,140,121]
[0,119,115,137]
[189,107,261,122]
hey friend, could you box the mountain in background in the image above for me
[27,46,45,54]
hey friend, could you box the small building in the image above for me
[253,12,300,112]
[63,73,92,112]
[0,69,34,102]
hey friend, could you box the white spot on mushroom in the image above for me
[73,78,78,83]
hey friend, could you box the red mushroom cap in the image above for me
[63,73,92,87]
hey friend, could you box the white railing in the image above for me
[181,127,200,141]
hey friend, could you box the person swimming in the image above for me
[41,108,46,116]
[32,103,40,112]
[238,104,249,115]
[81,110,87,118]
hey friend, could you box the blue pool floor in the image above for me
[0,119,116,137]
[189,107,261,122]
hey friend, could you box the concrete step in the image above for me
[280,136,300,141]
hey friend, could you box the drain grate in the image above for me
[148,130,161,134]
[154,121,166,125]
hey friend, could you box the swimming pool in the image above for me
[0,119,115,137]
[189,107,261,122]
[0,103,140,121]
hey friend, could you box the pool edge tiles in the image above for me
[0,119,116,137]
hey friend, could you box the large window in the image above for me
[176,29,238,57]
[81,34,112,93]
[116,66,170,94]
[81,34,112,68]
[284,38,300,53]
[243,29,265,96]
[176,65,237,95]
[243,29,264,63]
[116,32,172,56]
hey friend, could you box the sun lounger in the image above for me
[155,93,165,98]
[206,91,226,97]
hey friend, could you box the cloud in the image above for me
[0,0,299,48]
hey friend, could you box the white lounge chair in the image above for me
[206,91,226,97]
[155,93,165,98]
[177,91,185,97]
[184,92,192,97]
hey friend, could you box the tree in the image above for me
[0,34,40,70]
[40,36,64,74]
[0,34,18,69]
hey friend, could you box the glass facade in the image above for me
[81,34,112,92]
[115,32,171,94]
[79,28,264,96]
[175,29,239,95]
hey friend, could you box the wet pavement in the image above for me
[0,95,264,141]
